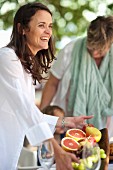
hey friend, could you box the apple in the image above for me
[82,124,94,132]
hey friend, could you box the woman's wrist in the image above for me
[61,117,66,128]
[56,117,68,128]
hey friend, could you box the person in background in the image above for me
[40,16,113,139]
[0,2,93,170]
[42,105,66,144]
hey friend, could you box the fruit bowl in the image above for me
[77,128,110,170]
[61,128,109,170]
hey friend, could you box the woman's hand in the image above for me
[65,115,94,129]
[56,115,94,129]
[51,138,80,170]
[55,150,79,170]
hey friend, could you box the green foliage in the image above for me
[0,0,113,50]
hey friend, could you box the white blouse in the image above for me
[0,47,58,170]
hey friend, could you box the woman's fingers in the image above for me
[83,115,94,119]
[56,152,80,170]
[63,115,94,129]
[68,152,80,163]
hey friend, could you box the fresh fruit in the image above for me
[82,124,94,132]
[66,129,86,141]
[77,161,85,170]
[90,154,99,163]
[79,136,96,146]
[100,148,106,159]
[72,162,79,169]
[100,153,106,159]
[85,156,93,168]
[87,136,96,145]
[100,148,105,155]
[85,127,102,142]
[61,137,80,152]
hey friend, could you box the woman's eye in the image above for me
[49,25,53,28]
[39,24,44,28]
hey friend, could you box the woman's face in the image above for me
[24,10,53,55]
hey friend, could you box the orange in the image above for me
[66,129,86,141]
[61,137,80,152]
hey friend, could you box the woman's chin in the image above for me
[40,45,48,50]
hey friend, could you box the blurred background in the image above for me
[0,0,113,51]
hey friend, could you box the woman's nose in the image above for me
[45,27,51,34]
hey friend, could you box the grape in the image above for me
[99,148,106,159]
[90,155,99,163]
[100,153,106,159]
[72,162,79,169]
[100,148,105,154]
[77,162,85,170]
[86,157,93,168]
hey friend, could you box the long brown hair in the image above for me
[7,2,56,84]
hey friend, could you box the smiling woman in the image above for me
[0,2,93,170]
[0,3,57,169]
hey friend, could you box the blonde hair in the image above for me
[87,16,113,51]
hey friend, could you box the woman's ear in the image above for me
[17,23,25,35]
[23,29,25,35]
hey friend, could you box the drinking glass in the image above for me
[82,141,101,170]
[38,140,54,170]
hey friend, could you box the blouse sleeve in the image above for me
[0,47,58,146]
